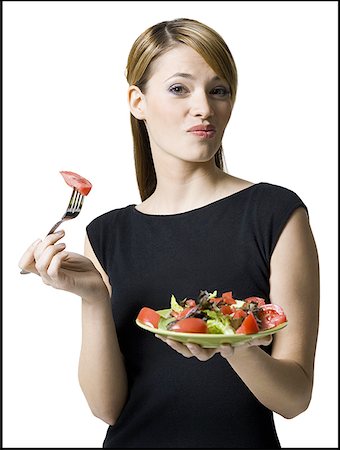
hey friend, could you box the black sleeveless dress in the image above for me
[86,182,308,449]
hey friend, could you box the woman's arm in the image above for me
[158,207,320,419]
[225,207,319,418]
[19,231,128,425]
[78,234,128,425]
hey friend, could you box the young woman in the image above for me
[19,18,319,448]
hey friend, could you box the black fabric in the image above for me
[86,182,308,449]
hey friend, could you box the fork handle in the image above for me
[20,219,66,274]
[47,219,64,235]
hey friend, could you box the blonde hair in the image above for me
[125,18,238,201]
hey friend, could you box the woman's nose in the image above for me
[190,91,214,118]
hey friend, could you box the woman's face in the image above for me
[135,45,233,165]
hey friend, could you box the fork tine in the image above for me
[67,188,78,210]
[66,190,84,214]
[72,191,83,213]
[21,186,86,274]
[77,194,84,211]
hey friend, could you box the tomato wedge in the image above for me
[171,306,197,320]
[235,312,259,334]
[210,297,223,304]
[185,299,197,307]
[222,291,236,304]
[137,307,160,328]
[220,304,233,315]
[60,171,92,196]
[244,296,266,307]
[170,318,208,333]
[232,309,247,319]
[258,304,287,330]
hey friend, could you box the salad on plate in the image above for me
[136,290,288,347]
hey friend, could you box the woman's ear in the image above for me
[128,85,146,120]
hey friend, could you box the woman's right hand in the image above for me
[18,230,109,303]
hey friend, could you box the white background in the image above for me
[3,1,338,448]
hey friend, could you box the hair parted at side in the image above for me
[125,18,238,201]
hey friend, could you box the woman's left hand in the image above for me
[155,334,272,361]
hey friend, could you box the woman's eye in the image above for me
[169,84,188,95]
[211,87,231,97]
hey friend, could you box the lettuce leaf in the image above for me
[205,310,235,335]
[170,294,183,313]
[158,316,177,330]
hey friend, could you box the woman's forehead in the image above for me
[148,45,219,82]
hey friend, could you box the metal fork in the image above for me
[20,188,84,274]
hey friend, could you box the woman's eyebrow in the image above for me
[164,73,222,82]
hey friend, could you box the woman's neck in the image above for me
[140,161,232,215]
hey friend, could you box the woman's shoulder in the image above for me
[222,175,303,202]
[86,204,134,230]
[226,175,308,218]
[254,181,306,205]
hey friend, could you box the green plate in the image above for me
[136,316,288,348]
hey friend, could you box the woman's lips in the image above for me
[187,125,216,139]
[189,130,216,138]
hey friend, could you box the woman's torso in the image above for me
[86,182,307,448]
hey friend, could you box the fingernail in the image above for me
[56,230,65,235]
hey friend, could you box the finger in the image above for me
[249,335,273,347]
[218,344,235,359]
[46,249,69,281]
[35,243,66,285]
[18,239,42,273]
[186,343,218,361]
[162,338,195,358]
[33,230,65,261]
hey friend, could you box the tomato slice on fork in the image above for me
[60,171,92,196]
